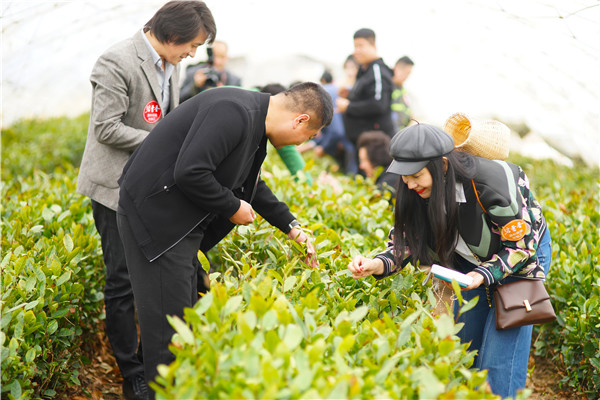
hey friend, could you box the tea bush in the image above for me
[1,168,105,399]
[157,154,599,398]
[155,274,494,399]
[0,113,89,181]
[1,114,598,398]
[513,157,600,397]
[152,164,490,398]
[1,114,105,399]
[541,189,600,397]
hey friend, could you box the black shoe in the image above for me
[122,374,150,400]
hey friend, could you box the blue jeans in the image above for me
[453,229,552,398]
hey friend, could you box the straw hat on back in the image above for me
[443,113,510,160]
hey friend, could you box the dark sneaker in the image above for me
[122,374,150,400]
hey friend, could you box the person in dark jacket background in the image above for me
[336,28,395,146]
[116,83,332,397]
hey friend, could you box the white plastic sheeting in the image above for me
[2,0,599,166]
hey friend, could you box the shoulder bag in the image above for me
[493,279,556,330]
[471,179,556,330]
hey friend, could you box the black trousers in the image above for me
[91,201,144,379]
[117,213,204,394]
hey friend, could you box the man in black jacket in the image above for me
[336,28,395,145]
[116,83,332,395]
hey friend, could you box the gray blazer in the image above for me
[77,31,180,211]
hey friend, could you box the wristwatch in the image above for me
[288,220,301,230]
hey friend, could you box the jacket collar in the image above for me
[133,30,164,109]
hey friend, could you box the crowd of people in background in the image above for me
[179,27,415,189]
[78,1,549,399]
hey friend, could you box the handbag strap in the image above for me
[471,179,487,214]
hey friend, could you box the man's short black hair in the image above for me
[283,82,334,129]
[396,56,414,66]
[353,28,376,43]
[144,0,216,45]
[357,130,393,168]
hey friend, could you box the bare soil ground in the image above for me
[61,327,121,400]
[527,352,583,400]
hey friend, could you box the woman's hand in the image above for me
[464,271,485,290]
[440,270,485,290]
[288,227,318,268]
[348,256,384,279]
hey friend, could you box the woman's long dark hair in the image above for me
[393,150,476,267]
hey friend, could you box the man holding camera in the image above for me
[180,40,241,101]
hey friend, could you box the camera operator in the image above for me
[180,40,241,102]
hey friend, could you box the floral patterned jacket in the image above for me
[373,157,548,286]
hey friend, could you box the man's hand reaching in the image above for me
[288,227,319,268]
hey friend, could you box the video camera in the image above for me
[200,47,221,88]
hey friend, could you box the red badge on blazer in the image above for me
[143,100,162,123]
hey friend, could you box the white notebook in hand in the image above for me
[431,264,473,288]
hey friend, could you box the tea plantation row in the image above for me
[1,115,598,399]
